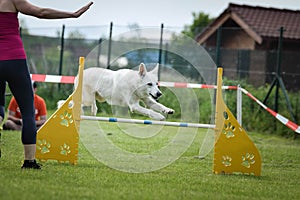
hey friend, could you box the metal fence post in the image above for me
[58,24,65,90]
[107,22,113,69]
[158,23,164,81]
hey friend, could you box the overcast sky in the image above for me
[20,0,300,29]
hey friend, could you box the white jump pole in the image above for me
[81,115,216,129]
[237,84,242,125]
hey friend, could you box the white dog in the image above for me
[74,63,174,120]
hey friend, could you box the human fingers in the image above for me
[73,2,94,18]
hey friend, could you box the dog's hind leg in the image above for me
[91,101,98,116]
[82,90,98,116]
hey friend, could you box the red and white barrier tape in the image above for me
[241,88,300,134]
[30,74,75,84]
[158,81,237,90]
[30,74,299,134]
[30,74,238,90]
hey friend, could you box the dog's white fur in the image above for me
[74,63,174,120]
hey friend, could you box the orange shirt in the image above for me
[8,94,47,120]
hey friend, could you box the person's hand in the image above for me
[73,2,93,18]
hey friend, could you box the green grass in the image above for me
[0,123,300,200]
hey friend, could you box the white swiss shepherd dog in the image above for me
[73,63,174,121]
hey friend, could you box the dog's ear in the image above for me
[138,63,147,77]
[150,63,159,75]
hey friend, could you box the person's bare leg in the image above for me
[22,144,41,169]
[24,144,36,160]
[3,120,22,130]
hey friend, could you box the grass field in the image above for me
[0,122,300,200]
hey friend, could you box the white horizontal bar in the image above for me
[81,115,216,129]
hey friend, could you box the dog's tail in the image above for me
[57,100,66,109]
[57,75,77,109]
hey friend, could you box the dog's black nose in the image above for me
[157,92,162,97]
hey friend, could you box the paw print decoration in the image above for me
[222,155,232,167]
[242,153,256,168]
[60,110,74,127]
[37,139,51,154]
[60,143,71,156]
[222,122,235,138]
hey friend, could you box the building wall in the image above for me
[217,49,266,86]
[202,31,299,90]
[221,29,256,50]
[202,28,256,50]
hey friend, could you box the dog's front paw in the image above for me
[163,108,174,114]
[150,112,166,121]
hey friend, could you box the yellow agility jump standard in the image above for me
[35,57,84,165]
[36,57,261,175]
[214,68,261,176]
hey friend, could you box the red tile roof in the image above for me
[196,3,300,44]
[228,3,300,40]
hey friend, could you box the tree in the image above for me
[163,12,214,81]
[182,12,214,39]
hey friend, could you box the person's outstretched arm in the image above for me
[13,0,93,19]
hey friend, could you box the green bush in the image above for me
[222,78,300,137]
[37,82,74,109]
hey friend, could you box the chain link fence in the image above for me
[21,25,300,88]
[14,25,300,135]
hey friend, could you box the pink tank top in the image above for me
[0,12,26,61]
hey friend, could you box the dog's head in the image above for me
[137,63,162,100]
